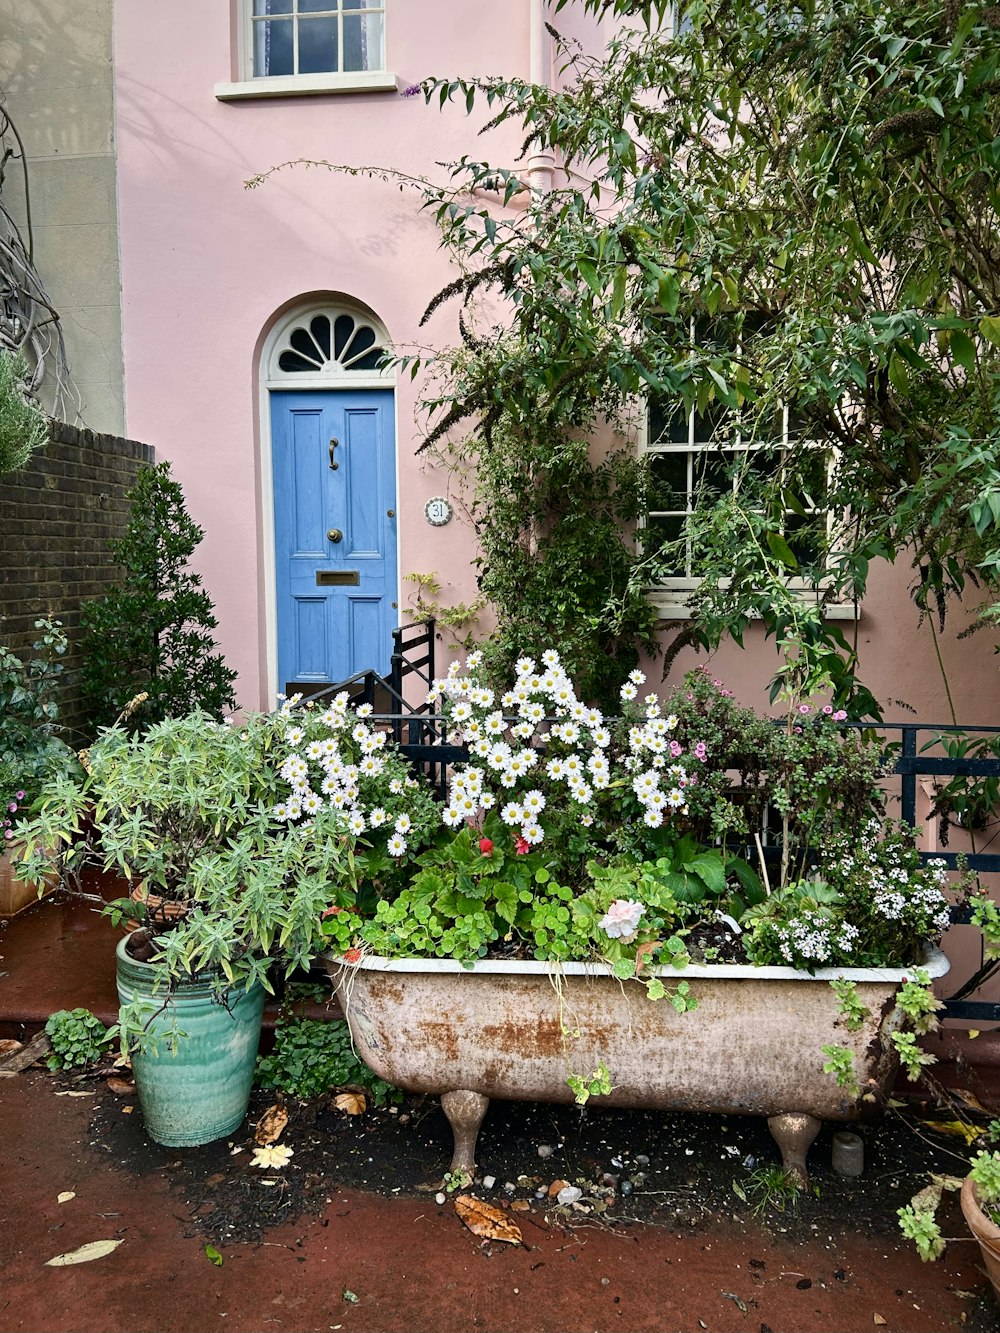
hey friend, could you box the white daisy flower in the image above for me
[395,813,412,834]
[500,802,524,826]
[369,807,388,827]
[387,833,408,857]
[520,822,544,845]
[347,813,366,836]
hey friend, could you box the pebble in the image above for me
[435,1192,446,1205]
[635,1154,650,1167]
[537,1144,554,1159]
[611,1156,624,1168]
[620,1180,634,1196]
[504,1182,516,1193]
[398,1114,410,1125]
[557,1185,583,1206]
[482,1175,496,1190]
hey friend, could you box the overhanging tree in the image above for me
[396,0,1000,714]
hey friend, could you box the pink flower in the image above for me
[15,790,25,800]
[479,837,494,857]
[515,837,530,855]
[822,705,833,715]
[322,906,343,918]
[833,709,848,722]
[669,740,683,757]
[798,704,811,714]
[599,899,646,940]
[7,802,16,813]
[693,741,707,761]
[3,830,12,841]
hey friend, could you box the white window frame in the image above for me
[642,392,858,622]
[216,0,397,100]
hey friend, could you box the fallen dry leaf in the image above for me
[924,1120,982,1146]
[333,1092,366,1116]
[106,1077,136,1096]
[121,1106,134,1114]
[453,1194,522,1245]
[548,1179,570,1197]
[255,1104,289,1145]
[0,1039,23,1058]
[56,1192,76,1205]
[873,1316,887,1326]
[950,1087,991,1116]
[54,1091,94,1098]
[250,1144,294,1170]
[45,1239,123,1266]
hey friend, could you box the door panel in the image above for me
[272,388,397,693]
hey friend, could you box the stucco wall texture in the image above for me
[0,0,125,435]
[111,2,999,732]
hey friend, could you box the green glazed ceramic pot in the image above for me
[116,936,265,1147]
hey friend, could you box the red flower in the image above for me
[479,837,494,856]
[344,947,362,965]
[515,837,530,855]
[322,906,343,918]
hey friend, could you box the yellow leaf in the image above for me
[453,1194,523,1245]
[254,1104,289,1145]
[333,1092,366,1116]
[874,1316,887,1326]
[924,1120,983,1145]
[56,1192,75,1204]
[45,1240,123,1266]
[251,1144,294,1170]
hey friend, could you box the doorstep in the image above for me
[0,890,342,1042]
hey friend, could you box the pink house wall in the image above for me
[113,1,999,728]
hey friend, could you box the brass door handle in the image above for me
[327,528,343,543]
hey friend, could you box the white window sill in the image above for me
[215,71,399,101]
[648,588,860,621]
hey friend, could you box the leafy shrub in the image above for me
[45,1007,112,1070]
[80,462,237,728]
[256,1018,399,1104]
[0,619,79,839]
[0,352,47,476]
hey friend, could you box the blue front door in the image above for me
[271,388,397,693]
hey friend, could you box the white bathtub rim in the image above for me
[325,945,949,985]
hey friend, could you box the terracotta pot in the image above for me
[0,844,58,919]
[961,1175,1000,1305]
[124,883,190,932]
[323,947,950,1185]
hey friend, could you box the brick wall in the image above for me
[0,421,155,743]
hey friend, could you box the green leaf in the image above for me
[950,331,977,373]
[980,316,1000,346]
[765,531,799,571]
[205,1245,223,1266]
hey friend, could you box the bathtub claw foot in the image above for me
[441,1089,490,1176]
[767,1112,821,1189]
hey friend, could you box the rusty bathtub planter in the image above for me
[323,949,949,1183]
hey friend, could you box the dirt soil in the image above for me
[68,1068,997,1332]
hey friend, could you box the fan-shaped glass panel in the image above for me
[274,311,387,378]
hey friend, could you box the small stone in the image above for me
[399,1114,410,1125]
[549,1179,570,1196]
[537,1144,554,1159]
[535,1187,547,1198]
[434,1192,446,1205]
[684,1148,694,1156]
[601,1172,619,1187]
[635,1154,650,1167]
[504,1182,516,1193]
[611,1156,623,1169]
[557,1185,583,1206]
[620,1180,633,1196]
[482,1175,496,1190]
[601,1278,610,1286]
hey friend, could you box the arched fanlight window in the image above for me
[274,310,387,376]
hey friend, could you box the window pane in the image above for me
[253,18,293,75]
[298,15,339,73]
[648,397,689,445]
[310,315,332,361]
[784,514,823,567]
[644,515,686,574]
[342,11,383,71]
[691,398,728,442]
[253,0,292,14]
[693,448,731,500]
[648,451,689,509]
[299,0,338,11]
